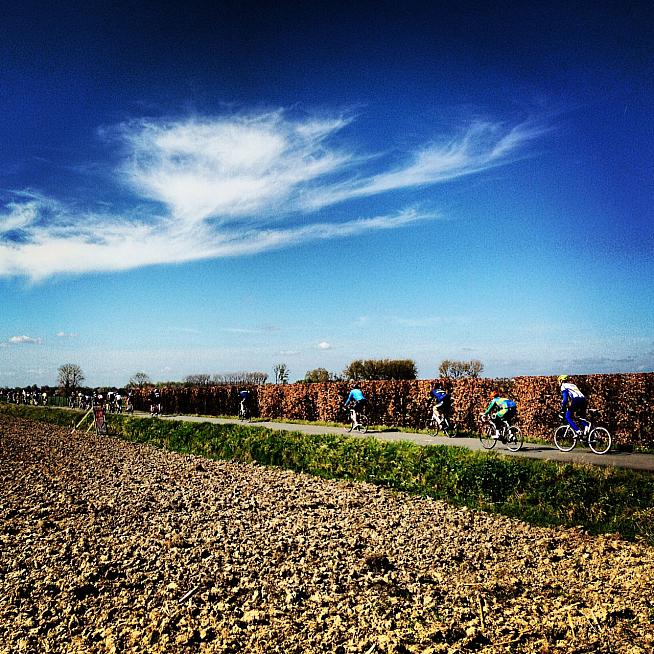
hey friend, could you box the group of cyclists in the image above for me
[3,375,592,440]
[1,389,49,406]
[342,375,590,439]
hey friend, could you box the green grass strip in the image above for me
[3,403,653,545]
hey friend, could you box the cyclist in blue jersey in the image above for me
[345,383,367,428]
[429,385,451,421]
[557,375,587,436]
[483,391,517,438]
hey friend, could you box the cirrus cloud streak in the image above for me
[0,109,546,280]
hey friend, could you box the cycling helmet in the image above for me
[557,375,568,384]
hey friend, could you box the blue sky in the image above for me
[1,0,652,387]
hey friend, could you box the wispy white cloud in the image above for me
[55,331,78,338]
[0,201,40,233]
[318,341,332,350]
[8,335,42,344]
[223,325,280,335]
[0,109,545,280]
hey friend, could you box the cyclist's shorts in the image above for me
[569,396,586,414]
[495,406,517,422]
[354,399,367,411]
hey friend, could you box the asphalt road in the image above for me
[157,413,654,473]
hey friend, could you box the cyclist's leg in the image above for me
[492,410,506,436]
[356,399,367,427]
[565,398,583,434]
[576,399,589,433]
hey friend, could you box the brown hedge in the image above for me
[131,373,654,447]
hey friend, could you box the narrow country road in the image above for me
[156,413,654,473]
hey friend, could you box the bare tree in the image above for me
[438,359,484,378]
[212,371,269,385]
[273,363,289,384]
[128,371,152,388]
[57,363,85,397]
[184,374,212,386]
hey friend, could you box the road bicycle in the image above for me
[553,410,612,455]
[346,407,369,434]
[479,414,524,452]
[238,401,251,422]
[426,406,456,437]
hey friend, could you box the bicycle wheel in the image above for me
[440,417,453,437]
[505,425,523,452]
[588,427,611,455]
[480,424,497,450]
[346,410,356,432]
[356,414,369,434]
[426,418,438,436]
[554,425,577,452]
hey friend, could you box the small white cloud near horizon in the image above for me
[0,108,546,280]
[9,335,42,344]
[56,331,78,338]
[318,341,332,350]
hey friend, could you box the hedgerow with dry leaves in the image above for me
[131,373,654,448]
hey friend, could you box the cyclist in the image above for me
[344,383,367,429]
[557,375,587,437]
[483,391,517,438]
[238,389,250,418]
[429,385,451,423]
[149,388,162,416]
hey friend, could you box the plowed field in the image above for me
[1,415,653,653]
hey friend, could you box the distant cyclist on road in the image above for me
[429,385,451,421]
[557,375,587,437]
[345,383,367,429]
[238,389,251,419]
[483,391,517,438]
[150,388,162,416]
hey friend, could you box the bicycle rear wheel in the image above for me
[554,425,577,452]
[480,424,497,450]
[356,414,369,434]
[505,425,523,452]
[588,427,611,455]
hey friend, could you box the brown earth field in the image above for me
[1,415,653,654]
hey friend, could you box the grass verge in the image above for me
[3,403,653,545]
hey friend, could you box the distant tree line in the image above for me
[343,358,418,381]
[183,371,269,386]
[300,358,485,383]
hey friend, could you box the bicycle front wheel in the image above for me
[505,425,524,452]
[480,424,497,450]
[554,425,577,452]
[588,427,611,455]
